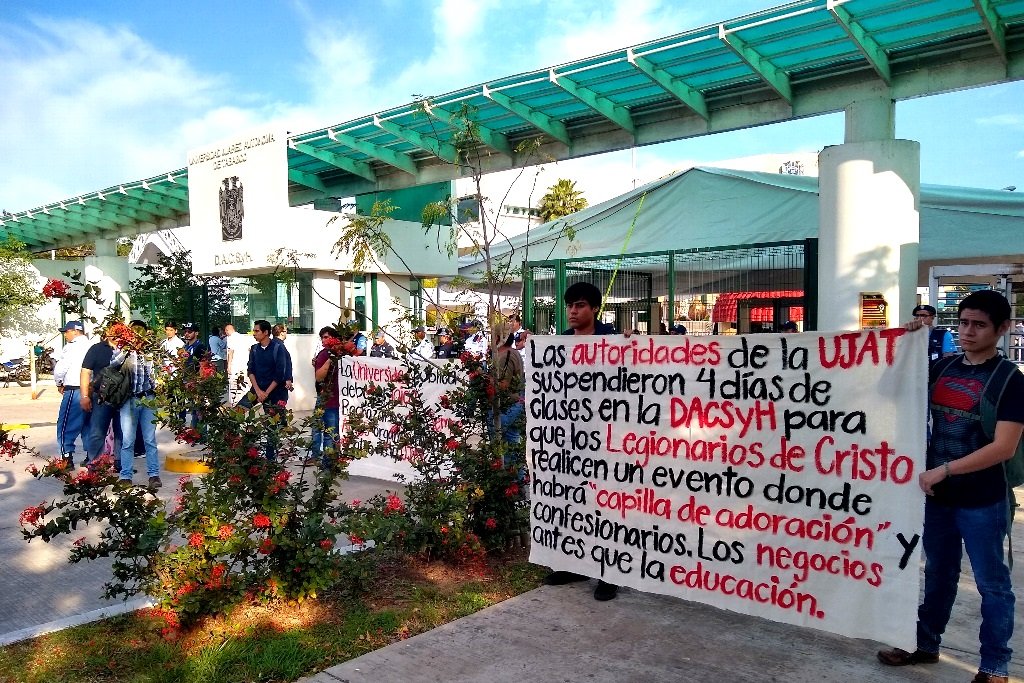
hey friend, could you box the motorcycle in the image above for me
[34,345,56,375]
[0,357,31,387]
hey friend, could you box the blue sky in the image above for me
[1,0,1022,213]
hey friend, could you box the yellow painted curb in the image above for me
[1,424,29,431]
[164,453,212,474]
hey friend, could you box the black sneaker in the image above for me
[147,476,162,491]
[594,580,618,601]
[543,570,588,586]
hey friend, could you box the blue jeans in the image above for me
[118,397,159,479]
[86,396,122,464]
[917,497,1014,676]
[311,405,339,468]
[57,387,91,458]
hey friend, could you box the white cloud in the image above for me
[0,18,237,209]
[975,114,1024,128]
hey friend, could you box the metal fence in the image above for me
[524,239,816,335]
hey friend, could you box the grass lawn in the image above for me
[0,550,545,683]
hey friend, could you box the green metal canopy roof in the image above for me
[4,0,1024,250]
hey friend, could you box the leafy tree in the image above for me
[129,250,231,328]
[0,237,45,336]
[538,178,588,222]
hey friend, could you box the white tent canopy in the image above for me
[460,167,1024,281]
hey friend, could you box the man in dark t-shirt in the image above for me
[81,326,122,466]
[543,282,620,602]
[879,290,1023,683]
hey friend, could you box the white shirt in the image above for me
[464,332,488,358]
[411,337,434,360]
[53,335,94,388]
[225,331,256,374]
[161,336,185,356]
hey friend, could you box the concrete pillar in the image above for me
[817,99,920,332]
[83,237,131,328]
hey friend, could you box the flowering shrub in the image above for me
[10,318,383,625]
[351,351,528,559]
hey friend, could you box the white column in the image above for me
[83,237,131,328]
[817,99,920,332]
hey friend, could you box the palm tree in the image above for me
[538,178,588,222]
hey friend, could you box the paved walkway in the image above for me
[0,382,401,643]
[2,383,1021,681]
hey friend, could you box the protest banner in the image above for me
[338,356,459,480]
[526,328,927,648]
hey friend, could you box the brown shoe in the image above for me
[148,476,162,491]
[971,673,1008,683]
[877,648,939,666]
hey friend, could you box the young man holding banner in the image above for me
[878,290,1023,683]
[542,281,621,602]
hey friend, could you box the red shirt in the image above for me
[313,349,339,409]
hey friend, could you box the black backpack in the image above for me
[94,363,133,407]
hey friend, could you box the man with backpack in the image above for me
[110,320,162,491]
[878,290,1023,683]
[80,324,123,467]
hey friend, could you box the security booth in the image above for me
[523,240,817,336]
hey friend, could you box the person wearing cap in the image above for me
[179,323,208,428]
[435,328,458,359]
[53,320,94,467]
[369,329,397,359]
[911,304,956,369]
[779,320,798,333]
[410,325,434,360]
[462,321,488,358]
[669,323,688,335]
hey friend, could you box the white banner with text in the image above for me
[526,329,927,648]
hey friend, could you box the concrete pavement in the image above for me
[0,382,402,643]
[2,382,1021,681]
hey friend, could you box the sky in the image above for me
[1,0,1022,214]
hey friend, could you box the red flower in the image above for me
[504,483,520,498]
[350,499,361,507]
[248,465,261,476]
[349,534,364,545]
[199,362,216,379]
[179,428,201,445]
[275,400,287,408]
[319,538,334,550]
[73,536,86,546]
[188,532,204,548]
[274,471,290,484]
[485,518,497,530]
[252,513,271,529]
[440,526,449,534]
[445,438,460,450]
[217,524,234,540]
[246,447,259,458]
[19,503,46,527]
[42,278,73,299]
[258,538,275,554]
[227,474,242,486]
[210,564,227,579]
[384,493,405,514]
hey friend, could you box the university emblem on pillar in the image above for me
[219,176,244,241]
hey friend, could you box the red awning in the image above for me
[711,290,804,323]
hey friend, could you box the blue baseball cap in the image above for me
[59,320,84,332]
